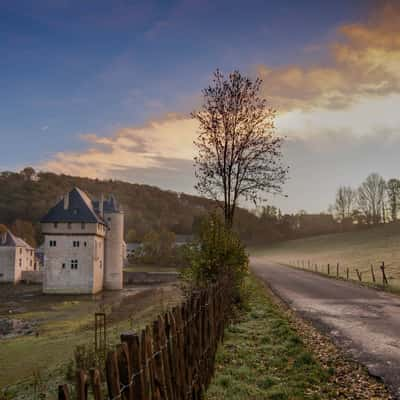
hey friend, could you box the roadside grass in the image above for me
[206,276,333,400]
[250,222,400,288]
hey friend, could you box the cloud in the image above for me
[40,1,400,211]
[258,2,400,112]
[41,114,198,185]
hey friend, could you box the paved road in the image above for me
[251,258,400,399]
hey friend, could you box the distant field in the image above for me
[251,223,400,288]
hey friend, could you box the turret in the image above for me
[103,195,124,290]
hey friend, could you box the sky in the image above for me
[1,0,400,213]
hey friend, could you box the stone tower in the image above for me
[102,195,124,290]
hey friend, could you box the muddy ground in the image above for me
[0,282,181,397]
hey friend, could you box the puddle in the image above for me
[0,318,36,339]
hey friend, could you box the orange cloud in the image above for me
[258,2,400,111]
[42,114,198,178]
[41,2,400,191]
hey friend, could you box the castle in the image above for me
[40,188,124,294]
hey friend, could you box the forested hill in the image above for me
[0,169,265,246]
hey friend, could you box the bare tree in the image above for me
[387,178,400,222]
[192,70,288,227]
[358,173,386,224]
[333,186,357,221]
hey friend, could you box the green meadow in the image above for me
[251,223,400,287]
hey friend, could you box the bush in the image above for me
[181,214,249,305]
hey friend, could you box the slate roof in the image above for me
[93,195,120,214]
[41,187,106,225]
[0,229,33,249]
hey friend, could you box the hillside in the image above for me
[252,222,400,288]
[0,169,263,246]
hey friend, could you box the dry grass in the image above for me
[251,223,400,288]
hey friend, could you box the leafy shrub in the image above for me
[181,213,249,305]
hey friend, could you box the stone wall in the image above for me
[0,247,16,282]
[21,270,43,283]
[123,271,179,285]
[43,234,104,294]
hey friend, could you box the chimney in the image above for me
[99,193,104,217]
[63,192,69,210]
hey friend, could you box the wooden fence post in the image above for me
[117,342,134,400]
[76,370,89,400]
[58,384,70,400]
[356,269,362,281]
[370,264,376,283]
[152,318,168,400]
[381,262,388,286]
[140,328,151,399]
[174,305,186,399]
[106,350,120,399]
[90,369,103,400]
[121,332,145,399]
[145,325,156,399]
[161,314,174,400]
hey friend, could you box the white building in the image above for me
[0,229,35,283]
[41,188,124,294]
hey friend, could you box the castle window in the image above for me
[71,259,78,270]
[19,259,22,267]
[49,240,57,247]
[84,241,87,247]
[99,260,102,269]
[68,222,72,229]
[73,241,80,247]
[54,222,58,228]
[62,263,66,269]
[81,222,85,230]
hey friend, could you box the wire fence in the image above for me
[288,259,390,287]
[57,278,233,400]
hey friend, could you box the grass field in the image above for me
[0,284,181,399]
[251,223,400,288]
[206,277,334,399]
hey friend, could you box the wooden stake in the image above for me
[58,385,70,400]
[381,262,388,286]
[117,342,133,400]
[356,269,362,281]
[370,264,376,283]
[106,351,120,399]
[90,369,103,400]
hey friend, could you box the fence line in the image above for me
[289,259,390,287]
[57,278,233,400]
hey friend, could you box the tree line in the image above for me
[0,168,295,248]
[331,173,400,226]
